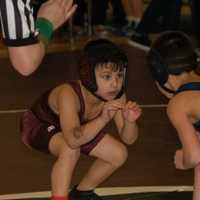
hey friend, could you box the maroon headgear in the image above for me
[79,39,128,100]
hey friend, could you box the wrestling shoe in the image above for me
[69,186,103,200]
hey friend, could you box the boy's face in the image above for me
[95,63,125,101]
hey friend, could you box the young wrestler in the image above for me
[21,39,141,200]
[147,31,200,200]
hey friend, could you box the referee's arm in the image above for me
[0,0,76,76]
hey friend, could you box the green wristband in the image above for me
[35,17,54,47]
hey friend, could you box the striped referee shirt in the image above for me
[0,0,38,46]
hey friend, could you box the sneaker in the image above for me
[121,21,136,37]
[69,186,104,200]
[128,31,151,51]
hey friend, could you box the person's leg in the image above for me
[129,0,143,22]
[49,133,81,197]
[110,0,127,26]
[194,165,200,200]
[136,0,168,34]
[190,0,200,40]
[121,0,143,22]
[192,133,200,200]
[91,0,108,26]
[161,0,182,31]
[128,0,168,51]
[77,134,128,190]
[122,0,133,20]
[120,0,143,36]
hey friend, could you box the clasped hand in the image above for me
[100,100,141,123]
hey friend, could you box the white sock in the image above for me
[126,16,135,24]
[133,17,141,24]
[126,16,141,27]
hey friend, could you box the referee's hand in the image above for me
[37,0,77,30]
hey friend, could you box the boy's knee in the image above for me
[185,153,200,168]
[111,144,128,168]
[61,147,80,162]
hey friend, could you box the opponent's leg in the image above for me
[194,165,200,200]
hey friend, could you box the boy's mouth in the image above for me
[107,91,119,96]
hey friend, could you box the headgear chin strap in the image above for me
[147,31,198,94]
[90,86,125,102]
[79,39,128,101]
[160,85,176,94]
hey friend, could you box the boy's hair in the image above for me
[147,31,198,87]
[79,39,128,95]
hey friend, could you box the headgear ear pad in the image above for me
[147,49,169,85]
[147,31,198,87]
[79,57,97,92]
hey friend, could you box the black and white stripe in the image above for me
[0,0,38,46]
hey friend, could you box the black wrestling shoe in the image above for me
[69,186,103,200]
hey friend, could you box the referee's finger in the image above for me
[65,4,77,20]
[62,0,73,10]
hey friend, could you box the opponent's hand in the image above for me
[37,0,77,30]
[174,149,186,170]
[100,100,124,123]
[122,101,141,123]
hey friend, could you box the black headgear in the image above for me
[79,39,128,100]
[147,31,198,93]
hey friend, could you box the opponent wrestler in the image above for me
[147,31,200,200]
[20,39,141,200]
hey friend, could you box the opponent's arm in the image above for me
[167,95,200,169]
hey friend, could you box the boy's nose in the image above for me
[112,78,118,88]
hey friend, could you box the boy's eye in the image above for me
[102,75,111,80]
[118,73,124,78]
